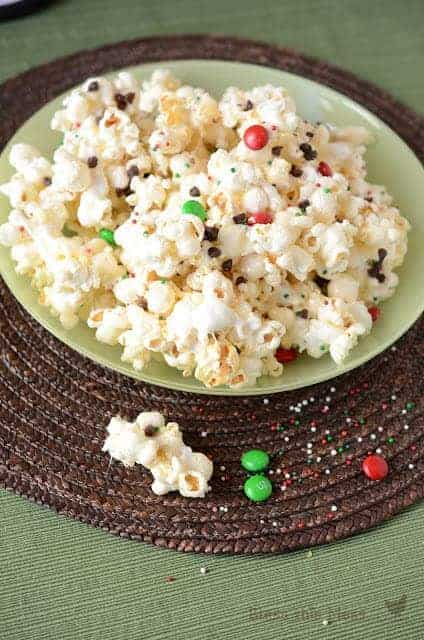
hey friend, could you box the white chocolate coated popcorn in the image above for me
[102,411,213,498]
[0,70,409,388]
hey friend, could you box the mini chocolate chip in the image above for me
[299,142,317,161]
[233,213,247,224]
[222,259,233,272]
[87,80,99,92]
[43,176,52,186]
[144,425,159,437]
[271,146,282,157]
[208,247,222,258]
[236,276,247,286]
[125,92,135,104]
[378,248,387,262]
[189,186,201,197]
[365,196,373,202]
[296,309,308,319]
[314,275,329,295]
[143,172,151,178]
[298,199,310,212]
[127,165,140,179]
[114,93,127,110]
[87,156,98,168]
[138,297,148,311]
[115,185,131,198]
[243,100,253,111]
[203,226,219,242]
[290,165,303,178]
[306,131,314,138]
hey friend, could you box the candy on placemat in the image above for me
[244,475,273,502]
[182,199,207,221]
[241,449,270,473]
[243,124,269,150]
[362,454,389,480]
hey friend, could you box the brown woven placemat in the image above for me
[0,35,422,554]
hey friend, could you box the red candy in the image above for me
[248,212,273,225]
[368,306,380,322]
[275,347,298,363]
[243,125,269,150]
[317,161,332,177]
[362,454,389,481]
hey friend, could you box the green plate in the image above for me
[0,60,423,396]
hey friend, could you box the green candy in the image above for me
[181,199,207,221]
[99,228,117,246]
[241,449,270,473]
[243,475,273,502]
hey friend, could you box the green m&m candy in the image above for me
[243,475,273,502]
[99,228,117,246]
[241,449,270,473]
[181,199,207,221]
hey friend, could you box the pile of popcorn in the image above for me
[103,411,213,498]
[0,69,409,388]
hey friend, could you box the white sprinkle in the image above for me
[260,519,265,524]
[281,485,287,491]
[408,463,414,470]
[370,434,376,441]
[331,505,338,512]
[325,469,331,475]
[284,473,291,479]
[330,387,336,393]
[200,567,208,575]
[357,437,363,443]
[325,429,330,435]
[295,407,301,413]
[269,470,274,475]
[316,456,322,462]
[307,442,313,449]
[391,346,397,351]
[330,449,337,456]
[391,395,397,400]
[346,418,352,424]
[272,521,278,527]
[276,468,281,474]
[402,409,407,415]
[322,619,329,626]
[302,399,308,405]
[201,431,207,437]
[404,424,409,431]
[221,476,226,481]
[284,436,290,442]
[376,448,382,454]
[220,465,226,471]
[311,426,317,433]
[306,550,313,558]
[325,396,331,402]
[289,405,295,411]
[378,426,384,432]
[310,397,315,402]
[263,398,269,405]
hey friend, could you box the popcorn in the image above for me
[103,411,213,498]
[0,69,410,388]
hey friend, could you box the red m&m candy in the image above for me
[243,125,269,150]
[368,306,380,322]
[247,211,273,225]
[317,161,332,177]
[362,454,389,480]
[275,347,298,363]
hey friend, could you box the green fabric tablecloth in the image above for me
[0,1,423,638]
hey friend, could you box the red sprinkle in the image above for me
[243,124,269,150]
[275,347,298,363]
[317,161,333,177]
[248,212,273,225]
[362,454,389,481]
[368,306,380,322]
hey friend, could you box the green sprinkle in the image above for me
[344,444,350,450]
[99,228,116,246]
[185,163,190,169]
[406,402,415,411]
[387,436,395,444]
[359,418,366,425]
[320,344,327,352]
[347,186,351,191]
[143,231,149,237]
[326,435,333,442]
[122,272,129,279]
[324,188,331,194]
[241,449,270,473]
[181,199,207,221]
[337,446,344,453]
[175,173,181,178]
[294,420,300,426]
[160,279,168,284]
[230,167,236,173]
[267,160,272,166]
